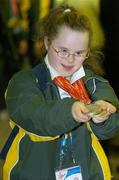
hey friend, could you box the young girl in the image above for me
[3,5,119,180]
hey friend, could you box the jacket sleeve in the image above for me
[88,76,119,140]
[5,70,78,137]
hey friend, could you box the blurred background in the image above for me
[0,0,119,179]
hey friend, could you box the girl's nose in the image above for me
[67,54,75,63]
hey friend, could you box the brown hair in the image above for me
[42,6,91,40]
[34,5,92,52]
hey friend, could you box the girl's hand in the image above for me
[72,101,90,123]
[92,100,116,123]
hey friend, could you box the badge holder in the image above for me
[55,133,83,180]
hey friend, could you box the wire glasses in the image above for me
[51,44,89,59]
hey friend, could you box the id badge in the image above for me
[55,165,83,180]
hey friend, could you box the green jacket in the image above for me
[4,63,119,180]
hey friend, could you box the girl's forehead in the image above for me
[55,26,89,39]
[53,26,89,48]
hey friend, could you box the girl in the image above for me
[3,5,119,180]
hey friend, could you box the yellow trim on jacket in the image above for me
[3,128,25,180]
[87,122,111,180]
[10,120,59,142]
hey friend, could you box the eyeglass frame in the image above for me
[51,44,89,59]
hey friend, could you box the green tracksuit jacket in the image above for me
[3,62,119,180]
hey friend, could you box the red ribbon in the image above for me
[53,76,91,104]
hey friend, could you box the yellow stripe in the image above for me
[91,134,111,179]
[3,129,25,180]
[10,120,59,142]
[87,122,111,180]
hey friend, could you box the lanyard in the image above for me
[59,133,76,169]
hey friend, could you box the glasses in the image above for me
[51,44,89,59]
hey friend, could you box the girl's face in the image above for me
[44,26,89,78]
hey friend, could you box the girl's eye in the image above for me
[60,49,69,55]
[61,49,68,53]
[76,50,86,57]
[76,51,83,55]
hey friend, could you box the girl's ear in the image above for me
[44,36,49,50]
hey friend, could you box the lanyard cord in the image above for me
[59,133,76,169]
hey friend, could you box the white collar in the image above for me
[45,54,85,83]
